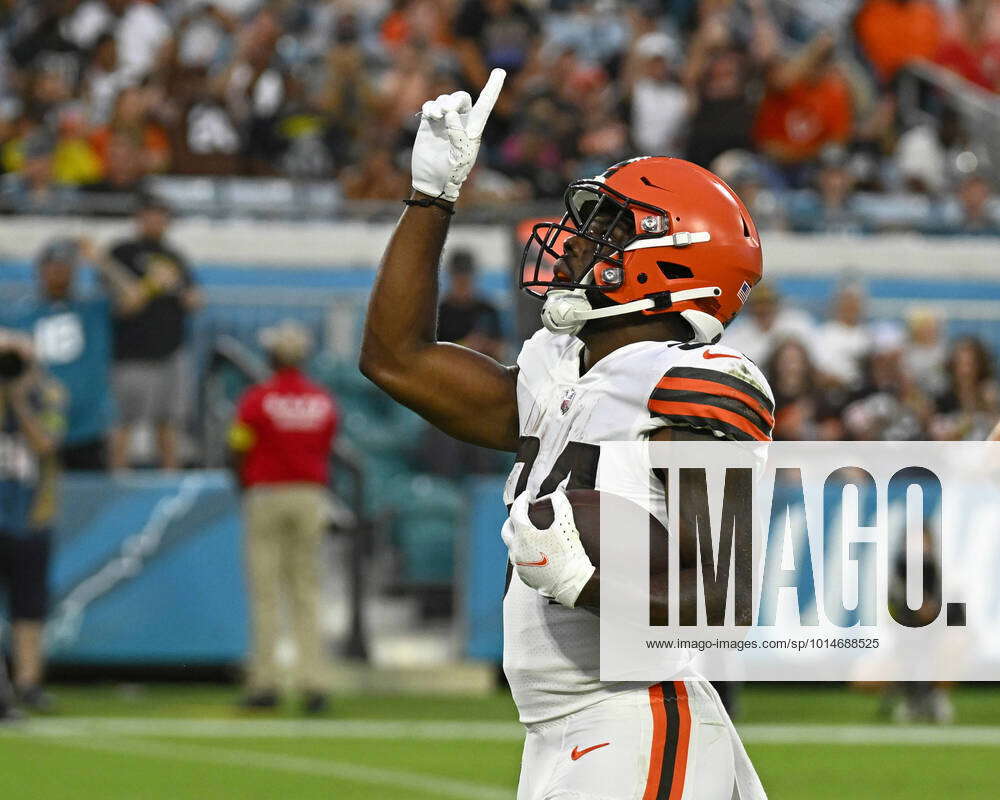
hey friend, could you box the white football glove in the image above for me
[503,488,596,609]
[411,68,505,202]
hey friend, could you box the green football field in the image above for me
[1,684,998,799]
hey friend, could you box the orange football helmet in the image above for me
[520,156,763,342]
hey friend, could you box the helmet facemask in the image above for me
[519,180,669,298]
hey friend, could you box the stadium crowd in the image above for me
[723,283,1000,442]
[0,0,998,230]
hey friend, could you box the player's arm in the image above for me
[78,237,148,315]
[360,70,519,452]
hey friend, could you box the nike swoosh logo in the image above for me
[703,350,740,360]
[515,554,549,567]
[571,742,610,761]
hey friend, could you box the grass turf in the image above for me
[0,685,997,799]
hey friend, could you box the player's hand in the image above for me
[504,488,595,609]
[410,68,505,202]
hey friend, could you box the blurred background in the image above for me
[0,0,999,798]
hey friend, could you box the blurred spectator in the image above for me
[113,0,172,85]
[0,0,994,226]
[573,67,629,176]
[0,129,78,214]
[753,32,853,180]
[498,114,569,199]
[722,282,815,366]
[52,104,102,186]
[380,0,454,53]
[544,0,630,70]
[788,145,869,233]
[0,328,65,713]
[229,321,338,714]
[815,282,872,388]
[220,7,288,174]
[420,249,506,478]
[624,32,689,156]
[854,0,942,85]
[316,16,379,172]
[89,85,171,179]
[156,4,242,175]
[377,42,446,133]
[169,2,238,76]
[453,0,540,90]
[903,306,948,398]
[886,527,952,723]
[80,31,129,127]
[437,249,504,360]
[339,142,408,201]
[894,106,973,196]
[682,0,777,167]
[931,336,1000,440]
[82,129,146,198]
[104,194,202,470]
[165,84,243,176]
[7,0,81,84]
[932,173,1000,235]
[934,0,1000,93]
[764,338,843,440]
[841,322,932,440]
[5,239,116,470]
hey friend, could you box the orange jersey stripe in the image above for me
[647,399,770,441]
[655,376,775,429]
[668,681,692,800]
[643,684,667,800]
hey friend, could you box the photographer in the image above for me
[0,329,65,713]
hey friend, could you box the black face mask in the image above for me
[0,350,26,380]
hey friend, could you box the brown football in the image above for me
[527,489,669,572]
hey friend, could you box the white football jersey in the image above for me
[502,327,774,724]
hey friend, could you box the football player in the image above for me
[361,70,772,800]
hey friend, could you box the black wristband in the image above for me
[404,196,455,215]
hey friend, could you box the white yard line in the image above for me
[3,718,1000,747]
[738,724,1000,747]
[30,736,512,800]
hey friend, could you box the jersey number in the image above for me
[504,437,599,597]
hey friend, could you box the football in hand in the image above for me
[527,489,668,572]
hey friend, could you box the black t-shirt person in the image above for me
[437,298,502,344]
[109,238,195,361]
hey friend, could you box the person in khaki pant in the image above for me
[229,322,338,714]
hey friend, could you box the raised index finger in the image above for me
[467,68,506,138]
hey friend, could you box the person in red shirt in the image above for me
[229,321,338,714]
[854,0,942,85]
[935,0,1000,93]
[753,32,853,171]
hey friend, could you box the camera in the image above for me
[0,349,26,381]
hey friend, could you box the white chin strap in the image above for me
[540,286,723,340]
